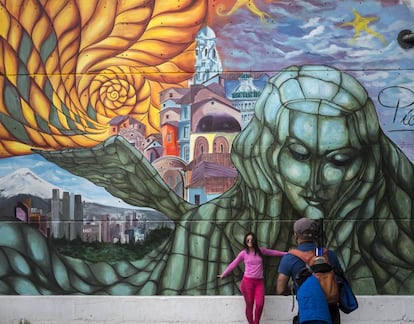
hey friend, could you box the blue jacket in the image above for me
[296,275,332,324]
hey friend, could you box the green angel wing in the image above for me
[34,135,194,221]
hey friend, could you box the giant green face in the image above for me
[278,109,364,219]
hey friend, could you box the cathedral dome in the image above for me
[232,73,261,99]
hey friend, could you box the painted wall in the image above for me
[0,0,413,297]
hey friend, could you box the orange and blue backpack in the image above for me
[289,248,339,305]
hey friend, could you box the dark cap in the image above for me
[293,218,315,237]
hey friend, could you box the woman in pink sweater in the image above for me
[218,232,286,324]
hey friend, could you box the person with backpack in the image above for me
[218,232,287,324]
[276,218,343,324]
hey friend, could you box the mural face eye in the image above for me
[288,142,310,161]
[278,137,316,186]
[279,137,311,187]
[327,150,358,167]
[324,148,363,184]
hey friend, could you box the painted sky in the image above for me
[210,0,414,161]
[0,0,413,207]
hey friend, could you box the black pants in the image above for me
[293,305,341,324]
[329,305,341,324]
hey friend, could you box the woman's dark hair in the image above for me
[243,232,263,258]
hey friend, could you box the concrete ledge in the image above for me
[0,295,413,324]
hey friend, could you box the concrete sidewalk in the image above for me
[0,295,412,324]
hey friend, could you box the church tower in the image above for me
[191,26,223,85]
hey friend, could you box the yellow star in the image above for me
[340,9,386,45]
[217,0,272,24]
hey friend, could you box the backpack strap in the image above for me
[289,249,315,265]
[289,248,333,286]
[289,248,330,265]
[288,249,314,291]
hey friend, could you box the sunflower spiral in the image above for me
[0,0,207,157]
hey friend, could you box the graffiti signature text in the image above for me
[378,86,414,128]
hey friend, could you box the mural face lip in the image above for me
[303,195,329,211]
[306,199,322,206]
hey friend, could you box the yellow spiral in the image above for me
[91,66,138,118]
[0,0,208,157]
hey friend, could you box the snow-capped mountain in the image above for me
[0,168,64,199]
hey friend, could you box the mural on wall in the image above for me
[0,0,413,296]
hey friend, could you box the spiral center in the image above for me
[109,90,119,101]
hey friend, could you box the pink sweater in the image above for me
[221,248,286,279]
